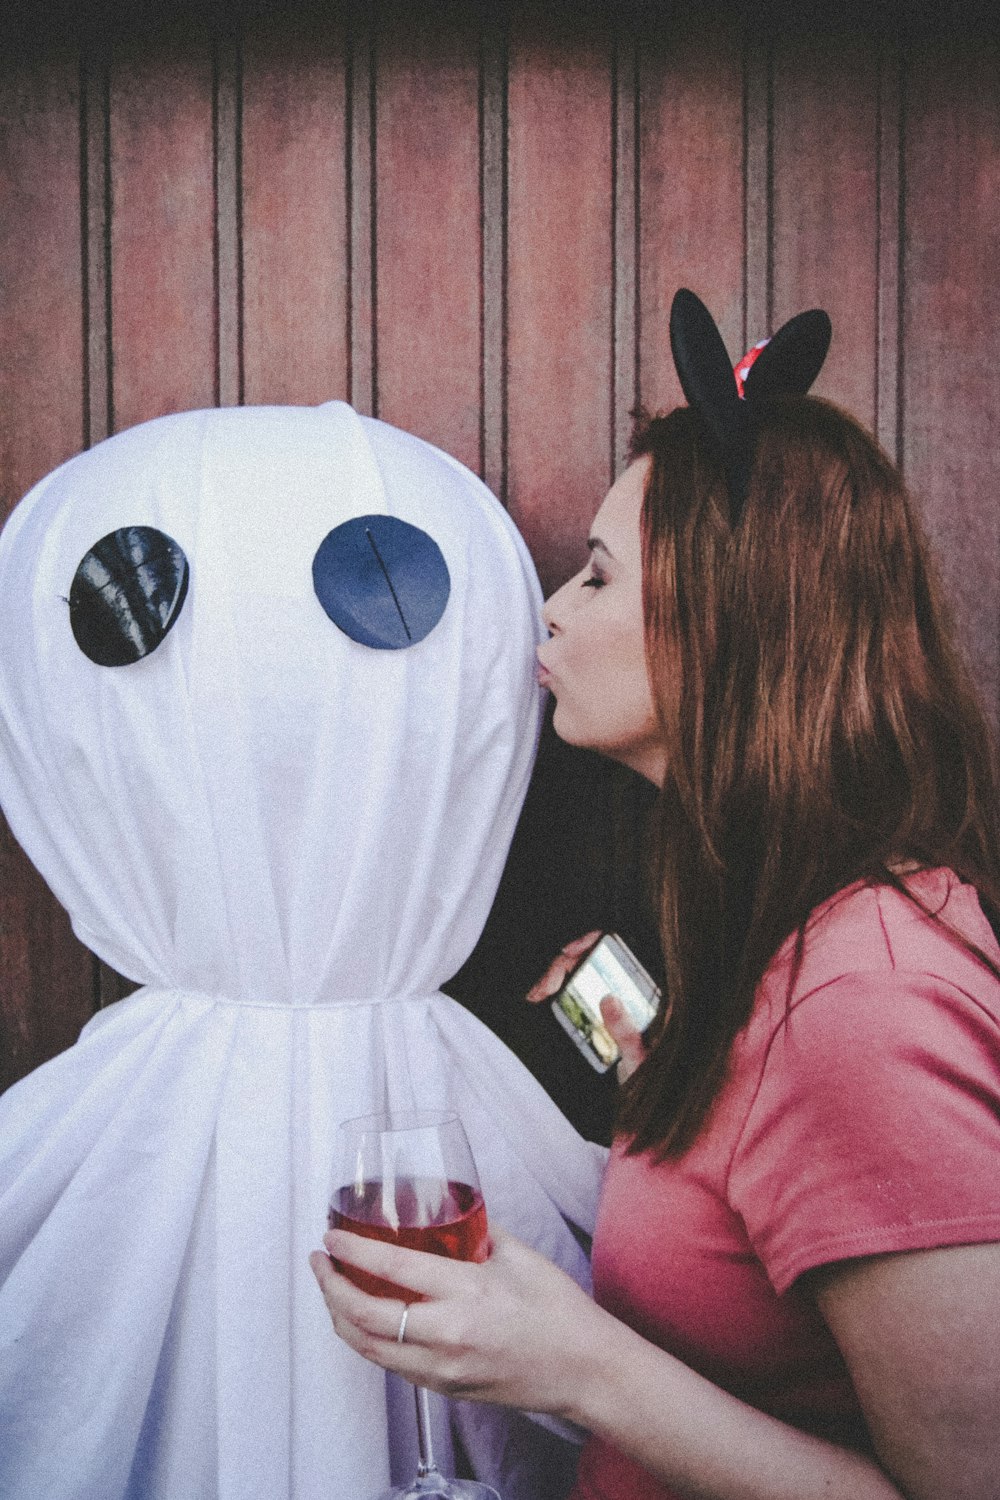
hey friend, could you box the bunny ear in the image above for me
[670,288,749,518]
[741,309,831,401]
[669,288,743,457]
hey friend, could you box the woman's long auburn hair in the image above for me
[618,396,1000,1159]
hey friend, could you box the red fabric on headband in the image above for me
[734,338,770,398]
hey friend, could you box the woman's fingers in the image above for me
[309,1251,449,1379]
[309,1243,452,1354]
[599,993,648,1082]
[525,930,603,1002]
[321,1227,480,1301]
[309,1250,401,1336]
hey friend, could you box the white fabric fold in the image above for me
[0,404,607,1500]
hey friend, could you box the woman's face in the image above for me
[538,457,665,786]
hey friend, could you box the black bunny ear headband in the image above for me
[668,288,832,524]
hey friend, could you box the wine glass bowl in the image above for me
[329,1109,500,1500]
[330,1109,489,1299]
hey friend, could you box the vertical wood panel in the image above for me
[0,831,96,1092]
[638,2,745,414]
[242,10,349,406]
[71,46,126,1014]
[348,4,375,416]
[612,27,638,477]
[214,26,243,408]
[109,23,216,429]
[480,9,507,497]
[375,2,482,471]
[0,49,95,1082]
[875,26,903,464]
[507,4,614,593]
[82,49,112,448]
[0,55,85,514]
[743,13,771,348]
[902,24,1000,712]
[83,46,136,1010]
[771,20,880,419]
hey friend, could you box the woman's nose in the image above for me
[542,575,572,635]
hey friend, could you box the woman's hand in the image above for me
[309,1226,608,1420]
[525,931,648,1082]
[524,930,603,1003]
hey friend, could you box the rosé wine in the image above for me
[329,1176,488,1299]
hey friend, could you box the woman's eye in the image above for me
[581,572,606,590]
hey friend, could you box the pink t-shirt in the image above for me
[571,870,1000,1500]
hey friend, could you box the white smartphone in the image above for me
[551,931,662,1074]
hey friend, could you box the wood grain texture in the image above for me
[375,1,482,472]
[506,3,614,594]
[901,22,1000,705]
[771,18,880,421]
[82,48,112,448]
[875,27,902,464]
[0,51,85,517]
[612,25,638,477]
[0,50,97,1085]
[242,8,349,407]
[0,829,96,1093]
[638,2,745,415]
[480,7,507,497]
[348,3,375,416]
[214,25,243,408]
[743,9,771,350]
[108,20,216,429]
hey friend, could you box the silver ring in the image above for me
[396,1303,411,1345]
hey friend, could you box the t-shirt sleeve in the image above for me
[728,968,1000,1294]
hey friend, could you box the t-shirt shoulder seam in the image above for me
[723,972,850,1191]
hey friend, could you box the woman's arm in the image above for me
[313,1226,990,1500]
[810,1241,1000,1500]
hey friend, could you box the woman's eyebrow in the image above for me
[587,537,615,561]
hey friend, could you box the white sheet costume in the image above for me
[0,402,606,1500]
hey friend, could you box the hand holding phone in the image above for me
[540,932,661,1076]
[524,931,604,1005]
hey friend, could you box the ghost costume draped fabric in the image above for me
[0,402,606,1500]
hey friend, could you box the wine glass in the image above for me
[329,1108,501,1500]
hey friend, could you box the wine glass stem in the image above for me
[414,1383,445,1480]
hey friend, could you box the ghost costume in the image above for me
[0,402,606,1500]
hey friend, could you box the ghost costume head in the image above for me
[0,401,543,1004]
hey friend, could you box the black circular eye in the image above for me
[313,515,450,650]
[69,526,190,667]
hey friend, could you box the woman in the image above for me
[311,292,1000,1500]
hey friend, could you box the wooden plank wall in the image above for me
[2,0,998,1096]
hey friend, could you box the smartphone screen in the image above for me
[551,932,662,1073]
